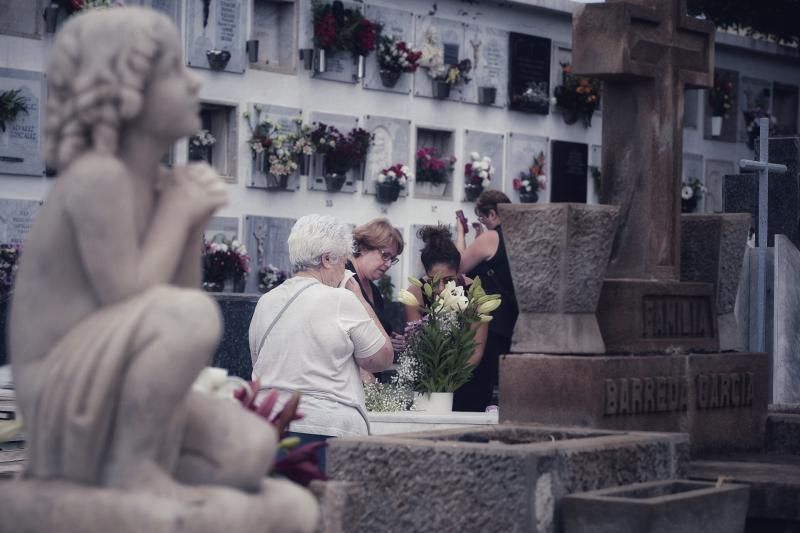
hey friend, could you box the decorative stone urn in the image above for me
[499,203,620,354]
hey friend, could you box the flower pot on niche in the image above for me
[711,116,723,136]
[478,87,496,105]
[380,70,401,88]
[353,55,365,81]
[519,190,539,204]
[246,40,259,63]
[561,109,580,125]
[432,80,451,99]
[415,392,453,413]
[464,184,483,202]
[206,49,231,71]
[299,49,314,70]
[314,48,327,74]
[266,174,289,191]
[375,182,401,204]
[43,3,60,34]
[324,174,347,192]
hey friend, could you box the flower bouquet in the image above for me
[464,152,494,202]
[202,238,250,293]
[395,275,501,412]
[709,76,735,136]
[0,244,20,300]
[309,123,372,191]
[681,178,707,213]
[375,163,412,204]
[376,35,422,88]
[513,151,547,203]
[415,147,455,196]
[510,81,551,111]
[244,107,312,189]
[311,1,380,75]
[188,129,216,164]
[553,63,601,127]
[257,264,288,294]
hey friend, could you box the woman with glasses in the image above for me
[404,226,489,371]
[349,219,407,370]
[454,190,519,412]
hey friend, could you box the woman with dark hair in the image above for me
[405,226,489,383]
[454,190,519,412]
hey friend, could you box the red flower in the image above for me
[353,19,378,56]
[314,13,338,49]
[513,178,522,190]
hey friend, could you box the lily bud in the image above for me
[408,276,423,288]
[398,289,420,307]
[477,298,502,314]
[479,314,493,323]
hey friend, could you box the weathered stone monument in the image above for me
[500,0,766,456]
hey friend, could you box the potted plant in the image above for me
[206,49,231,71]
[396,276,502,413]
[309,123,372,192]
[257,264,288,294]
[244,107,311,190]
[415,146,455,196]
[709,76,734,136]
[0,89,28,133]
[513,151,548,203]
[188,129,216,164]
[376,35,422,88]
[0,244,21,301]
[375,163,411,204]
[681,178,707,213]
[432,60,472,99]
[553,63,601,127]
[464,152,494,202]
[202,238,250,293]
[311,1,380,76]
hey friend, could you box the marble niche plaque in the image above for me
[0,198,41,245]
[550,140,587,203]
[204,215,239,243]
[413,15,466,102]
[363,5,414,95]
[0,0,41,38]
[244,215,296,294]
[505,132,548,203]
[245,103,302,192]
[508,32,551,114]
[704,160,735,214]
[0,68,45,177]
[462,130,505,198]
[684,90,700,129]
[363,115,411,199]
[461,24,508,108]
[683,153,704,211]
[308,111,360,194]
[773,82,799,136]
[186,0,246,74]
[312,0,361,84]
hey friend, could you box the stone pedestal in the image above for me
[499,352,768,455]
[498,203,619,354]
[597,279,718,354]
[681,213,750,351]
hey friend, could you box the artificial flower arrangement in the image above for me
[553,63,601,127]
[0,90,28,133]
[511,81,551,109]
[394,276,501,407]
[257,264,288,294]
[415,147,456,185]
[188,129,216,163]
[709,76,735,118]
[312,0,380,57]
[243,107,312,187]
[376,35,422,88]
[681,178,707,213]
[464,152,495,201]
[0,244,20,300]
[375,163,412,204]
[513,151,547,203]
[202,238,250,292]
[309,122,372,177]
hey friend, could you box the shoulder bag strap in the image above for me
[255,280,318,357]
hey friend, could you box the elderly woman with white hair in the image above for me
[248,214,394,447]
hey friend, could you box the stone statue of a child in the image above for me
[1,7,318,532]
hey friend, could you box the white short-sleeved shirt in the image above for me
[248,277,385,437]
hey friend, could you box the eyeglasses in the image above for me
[378,249,399,266]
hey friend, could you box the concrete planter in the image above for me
[499,203,619,353]
[562,479,749,533]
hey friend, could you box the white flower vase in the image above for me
[711,116,723,136]
[415,392,454,413]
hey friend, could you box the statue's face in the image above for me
[136,29,202,140]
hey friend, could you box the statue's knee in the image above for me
[151,288,222,351]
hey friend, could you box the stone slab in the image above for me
[211,293,259,379]
[773,235,800,403]
[597,279,719,354]
[765,408,800,456]
[561,479,749,533]
[368,411,497,436]
[327,425,688,533]
[499,352,768,455]
[723,173,797,248]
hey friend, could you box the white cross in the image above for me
[739,117,788,353]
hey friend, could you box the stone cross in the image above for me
[571,0,714,281]
[740,118,788,352]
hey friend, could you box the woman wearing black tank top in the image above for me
[455,190,519,411]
